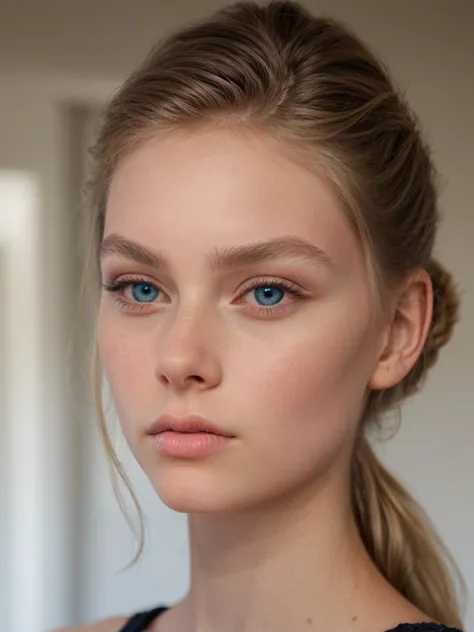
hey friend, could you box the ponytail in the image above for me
[352,439,465,629]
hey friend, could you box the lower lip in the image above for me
[151,431,233,458]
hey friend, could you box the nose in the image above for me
[155,308,223,392]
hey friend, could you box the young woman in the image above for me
[67,1,466,630]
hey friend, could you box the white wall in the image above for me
[0,170,43,632]
[0,1,472,630]
[0,76,115,632]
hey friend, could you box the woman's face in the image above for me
[98,126,384,513]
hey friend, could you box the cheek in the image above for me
[232,302,377,462]
[97,306,156,430]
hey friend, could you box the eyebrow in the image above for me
[100,233,334,272]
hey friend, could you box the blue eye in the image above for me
[253,285,285,306]
[131,282,159,303]
[103,275,304,315]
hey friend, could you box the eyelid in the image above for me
[102,274,158,291]
[239,275,304,293]
[102,274,308,315]
[102,274,304,297]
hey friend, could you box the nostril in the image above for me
[157,372,207,387]
[190,375,204,383]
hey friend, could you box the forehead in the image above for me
[105,126,359,267]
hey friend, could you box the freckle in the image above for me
[351,615,358,623]
[306,617,313,625]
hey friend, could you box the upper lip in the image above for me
[147,413,235,438]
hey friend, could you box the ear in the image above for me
[369,269,433,391]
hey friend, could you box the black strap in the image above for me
[119,606,168,631]
[386,626,462,632]
[118,609,461,632]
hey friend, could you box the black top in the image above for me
[119,607,167,631]
[118,607,463,631]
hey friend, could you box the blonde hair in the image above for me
[84,1,465,626]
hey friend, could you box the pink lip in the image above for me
[147,413,234,438]
[147,413,236,458]
[150,431,232,458]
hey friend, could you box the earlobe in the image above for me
[369,270,433,391]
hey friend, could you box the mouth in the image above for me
[147,414,236,458]
[147,413,235,438]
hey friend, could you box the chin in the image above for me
[149,467,236,514]
[154,483,241,514]
[148,465,265,514]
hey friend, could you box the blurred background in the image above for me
[0,1,473,631]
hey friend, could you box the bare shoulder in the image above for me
[53,616,128,632]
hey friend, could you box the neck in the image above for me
[173,474,408,632]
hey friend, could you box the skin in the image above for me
[83,125,433,632]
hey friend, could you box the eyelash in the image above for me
[102,275,306,317]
